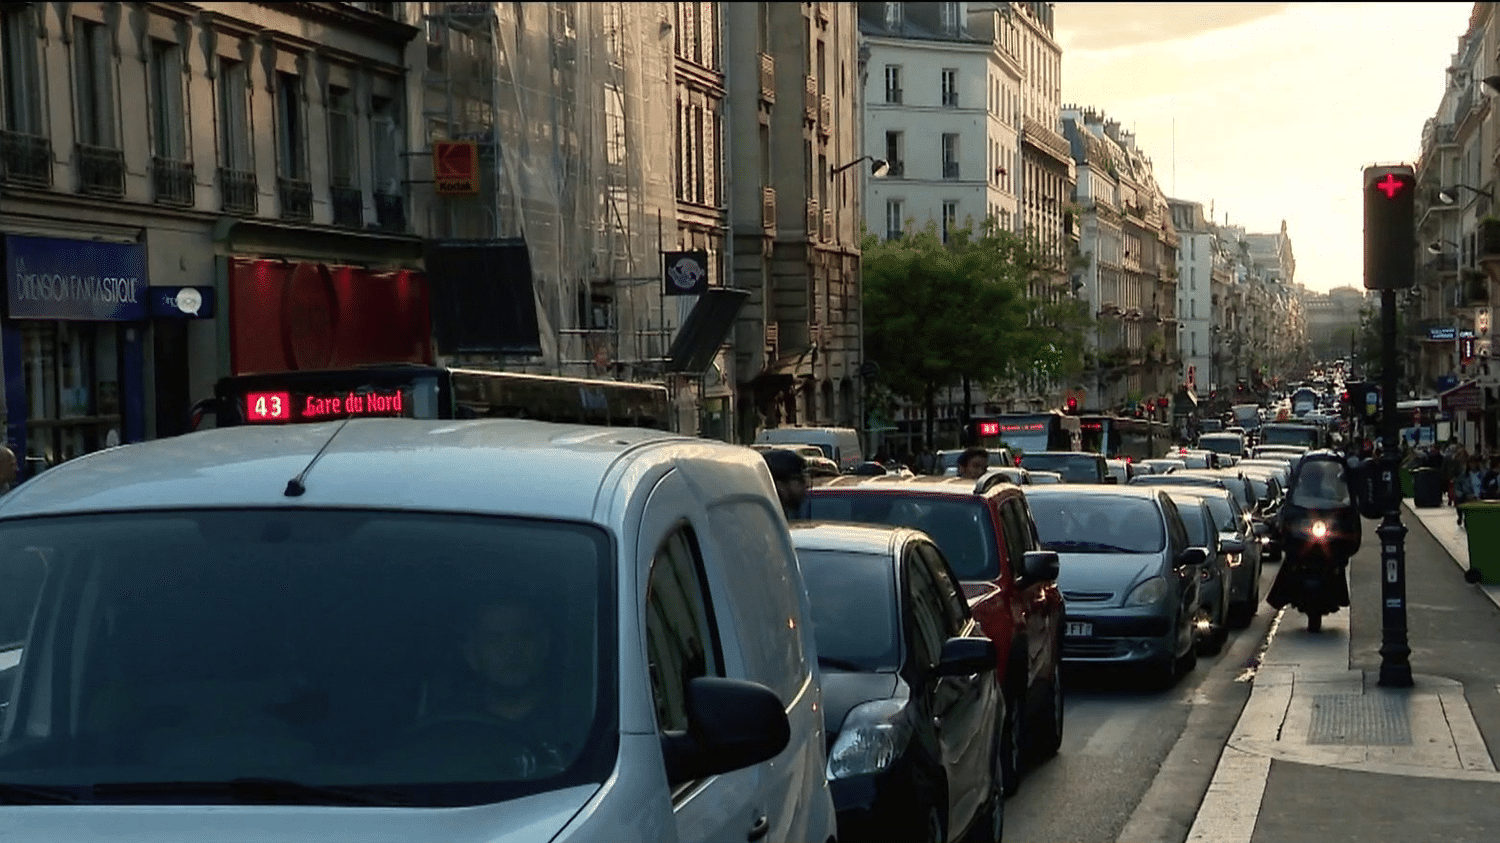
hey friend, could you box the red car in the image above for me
[805,473,1065,794]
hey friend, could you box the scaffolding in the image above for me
[418,2,678,384]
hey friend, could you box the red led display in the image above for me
[1375,174,1406,199]
[242,390,411,424]
[977,421,1000,437]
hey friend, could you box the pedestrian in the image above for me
[956,446,990,480]
[1457,454,1483,526]
[1482,456,1500,501]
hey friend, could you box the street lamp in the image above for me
[1427,238,1459,255]
[1437,184,1494,205]
[1481,75,1500,97]
[830,156,890,179]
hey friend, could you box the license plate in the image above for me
[1065,621,1093,637]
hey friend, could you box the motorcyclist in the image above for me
[1266,449,1360,631]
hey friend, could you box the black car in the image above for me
[792,523,1005,843]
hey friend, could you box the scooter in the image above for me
[1280,514,1353,632]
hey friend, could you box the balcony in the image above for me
[277,177,313,222]
[218,167,257,215]
[761,186,776,231]
[806,198,819,238]
[374,191,406,232]
[758,52,775,104]
[884,87,903,105]
[151,157,195,206]
[0,131,51,187]
[822,208,834,243]
[942,89,958,107]
[818,94,832,137]
[886,159,905,178]
[804,77,818,123]
[77,144,124,198]
[942,160,959,180]
[331,184,363,227]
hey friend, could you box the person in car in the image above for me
[763,448,810,520]
[956,446,990,480]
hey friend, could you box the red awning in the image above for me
[1440,379,1483,413]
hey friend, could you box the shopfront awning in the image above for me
[1440,379,1483,413]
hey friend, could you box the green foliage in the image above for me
[860,216,1088,406]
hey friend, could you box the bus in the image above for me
[971,411,1082,455]
[1395,398,1445,447]
[1080,415,1172,462]
[189,365,675,432]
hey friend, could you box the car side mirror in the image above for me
[1219,535,1245,554]
[662,677,791,786]
[1021,549,1060,583]
[1176,546,1209,568]
[935,636,996,677]
[1103,475,1119,485]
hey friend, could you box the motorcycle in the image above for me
[1266,450,1361,631]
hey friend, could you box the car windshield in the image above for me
[1189,494,1239,533]
[796,550,899,672]
[805,495,999,580]
[1019,453,1100,483]
[0,509,614,806]
[1197,435,1243,456]
[1292,460,1352,509]
[1028,494,1165,554]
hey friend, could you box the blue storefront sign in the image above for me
[1428,326,1457,341]
[5,234,147,321]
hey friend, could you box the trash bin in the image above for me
[1411,467,1445,508]
[1460,502,1500,584]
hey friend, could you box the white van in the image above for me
[755,426,865,472]
[0,419,836,843]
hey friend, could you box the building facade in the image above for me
[727,1,864,444]
[0,1,422,480]
[1169,199,1213,395]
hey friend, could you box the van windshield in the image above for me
[0,509,615,806]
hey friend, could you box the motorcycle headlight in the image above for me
[1311,521,1329,539]
[826,699,912,780]
[1125,576,1169,606]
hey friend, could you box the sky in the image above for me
[1055,2,1474,293]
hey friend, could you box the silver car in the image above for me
[1024,487,1208,687]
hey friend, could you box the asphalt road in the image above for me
[1003,557,1281,843]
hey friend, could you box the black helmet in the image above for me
[762,448,808,481]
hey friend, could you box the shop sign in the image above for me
[148,285,216,319]
[5,234,147,321]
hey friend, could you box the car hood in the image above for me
[0,784,601,843]
[1054,552,1165,606]
[820,670,904,737]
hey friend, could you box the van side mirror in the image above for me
[935,637,996,677]
[662,677,790,785]
[1021,549,1060,583]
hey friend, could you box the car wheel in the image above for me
[965,734,1005,843]
[999,689,1024,796]
[1151,648,1179,689]
[1029,648,1064,762]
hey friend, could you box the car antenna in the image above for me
[284,414,357,497]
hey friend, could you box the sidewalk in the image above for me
[1178,501,1500,843]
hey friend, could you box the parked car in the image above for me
[792,523,1005,843]
[1151,484,1265,628]
[1140,459,1186,475]
[1158,491,1235,654]
[804,475,1065,794]
[0,420,838,843]
[1233,466,1288,559]
[1023,486,1208,688]
[1019,451,1112,484]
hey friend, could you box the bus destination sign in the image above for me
[244,389,411,423]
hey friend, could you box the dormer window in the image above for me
[884,2,902,30]
[940,2,960,34]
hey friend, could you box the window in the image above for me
[327,85,355,187]
[705,501,808,700]
[21,322,120,467]
[915,541,968,633]
[942,132,959,179]
[73,19,116,148]
[884,1,902,30]
[942,200,958,243]
[217,59,252,171]
[276,72,306,179]
[885,130,904,176]
[884,64,902,104]
[645,528,723,734]
[0,7,43,134]
[885,198,904,241]
[941,68,958,107]
[370,94,400,195]
[998,499,1031,580]
[148,40,187,160]
[939,2,960,34]
[903,551,946,668]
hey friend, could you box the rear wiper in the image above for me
[0,781,78,804]
[92,777,410,806]
[817,656,867,673]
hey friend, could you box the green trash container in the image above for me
[1460,502,1500,584]
[1400,468,1415,500]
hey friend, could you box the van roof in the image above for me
[0,419,726,521]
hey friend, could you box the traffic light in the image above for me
[1363,164,1416,290]
[1064,396,1079,414]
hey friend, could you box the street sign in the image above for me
[434,141,479,196]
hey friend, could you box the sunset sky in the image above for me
[1055,2,1474,293]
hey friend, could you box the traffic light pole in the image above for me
[1376,287,1413,687]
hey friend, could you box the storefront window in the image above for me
[20,322,120,467]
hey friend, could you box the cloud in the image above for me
[1055,2,1295,52]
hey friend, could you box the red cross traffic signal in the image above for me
[1363,164,1416,290]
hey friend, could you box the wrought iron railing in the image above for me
[374,190,406,232]
[0,131,51,187]
[277,176,313,222]
[76,144,124,197]
[218,167,257,214]
[151,157,194,206]
[331,184,363,227]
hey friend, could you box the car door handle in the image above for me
[747,813,770,842]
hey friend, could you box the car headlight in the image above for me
[826,699,912,780]
[1125,576,1169,606]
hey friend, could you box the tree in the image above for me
[862,216,1089,448]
